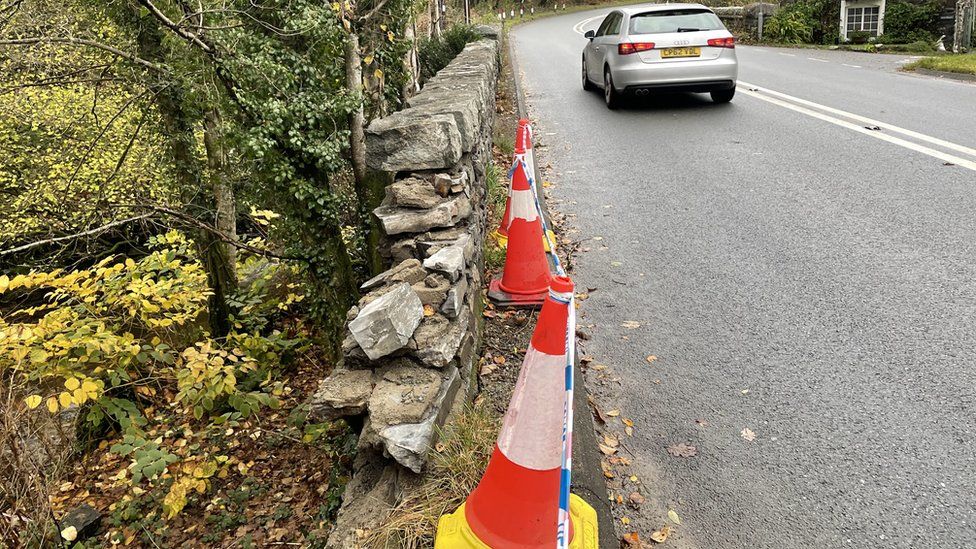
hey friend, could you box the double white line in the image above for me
[738,81,976,172]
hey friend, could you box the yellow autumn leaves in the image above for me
[25,376,103,413]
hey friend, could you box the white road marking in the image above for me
[842,63,862,68]
[738,84,976,172]
[573,15,604,35]
[807,57,830,62]
[739,81,976,159]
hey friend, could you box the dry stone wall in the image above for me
[310,27,498,514]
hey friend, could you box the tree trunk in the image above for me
[203,107,238,283]
[344,31,385,276]
[124,8,235,337]
[403,21,420,98]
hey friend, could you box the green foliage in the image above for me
[880,0,941,44]
[765,0,839,45]
[765,9,813,44]
[2,231,305,518]
[904,53,976,75]
[418,25,483,82]
[0,81,174,247]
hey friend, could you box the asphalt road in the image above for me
[512,9,976,549]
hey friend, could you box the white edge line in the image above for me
[739,88,976,172]
[573,15,604,35]
[739,80,976,159]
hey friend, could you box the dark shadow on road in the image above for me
[582,89,733,112]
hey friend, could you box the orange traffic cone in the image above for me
[487,159,552,306]
[494,119,532,241]
[434,276,599,548]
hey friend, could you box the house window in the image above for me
[847,6,880,35]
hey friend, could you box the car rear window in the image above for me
[629,9,725,34]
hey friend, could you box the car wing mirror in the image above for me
[584,30,595,40]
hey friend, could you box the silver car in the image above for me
[582,3,739,109]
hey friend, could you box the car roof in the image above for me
[616,3,713,16]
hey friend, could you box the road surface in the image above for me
[512,9,976,549]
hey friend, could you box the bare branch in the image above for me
[0,37,166,73]
[0,214,155,257]
[135,0,214,53]
[132,204,309,262]
[359,0,391,23]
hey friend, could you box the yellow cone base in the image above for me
[491,228,558,253]
[434,494,599,549]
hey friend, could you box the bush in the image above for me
[417,25,482,82]
[882,0,941,44]
[848,30,872,44]
[1,231,304,524]
[765,0,839,44]
[766,9,814,43]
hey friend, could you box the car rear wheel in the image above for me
[711,87,735,103]
[582,58,596,91]
[604,68,621,110]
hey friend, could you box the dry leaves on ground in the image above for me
[622,532,643,547]
[668,510,681,525]
[666,442,698,458]
[650,525,672,543]
[645,355,657,364]
[621,321,641,329]
[741,428,757,442]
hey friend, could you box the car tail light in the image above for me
[618,42,655,55]
[707,37,735,48]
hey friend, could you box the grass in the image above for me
[363,405,497,548]
[904,53,976,75]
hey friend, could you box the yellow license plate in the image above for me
[661,47,701,58]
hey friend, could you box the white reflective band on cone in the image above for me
[508,188,539,224]
[496,347,566,470]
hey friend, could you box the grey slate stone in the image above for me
[441,276,468,318]
[366,112,461,172]
[348,283,424,360]
[423,245,465,281]
[308,369,375,419]
[374,194,471,235]
[388,177,443,209]
[359,258,426,291]
[375,366,461,472]
[412,308,471,368]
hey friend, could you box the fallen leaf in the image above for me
[650,525,671,543]
[629,475,638,482]
[629,492,645,505]
[606,409,620,417]
[622,418,634,427]
[741,428,756,442]
[601,461,615,479]
[622,532,643,547]
[60,526,77,542]
[621,517,631,525]
[621,321,641,329]
[598,443,618,456]
[591,364,608,371]
[667,442,698,458]
[493,355,506,365]
[645,355,657,364]
[741,389,750,394]
[603,434,619,448]
[423,304,435,316]
[625,426,634,437]
[668,509,681,525]
[588,396,608,424]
